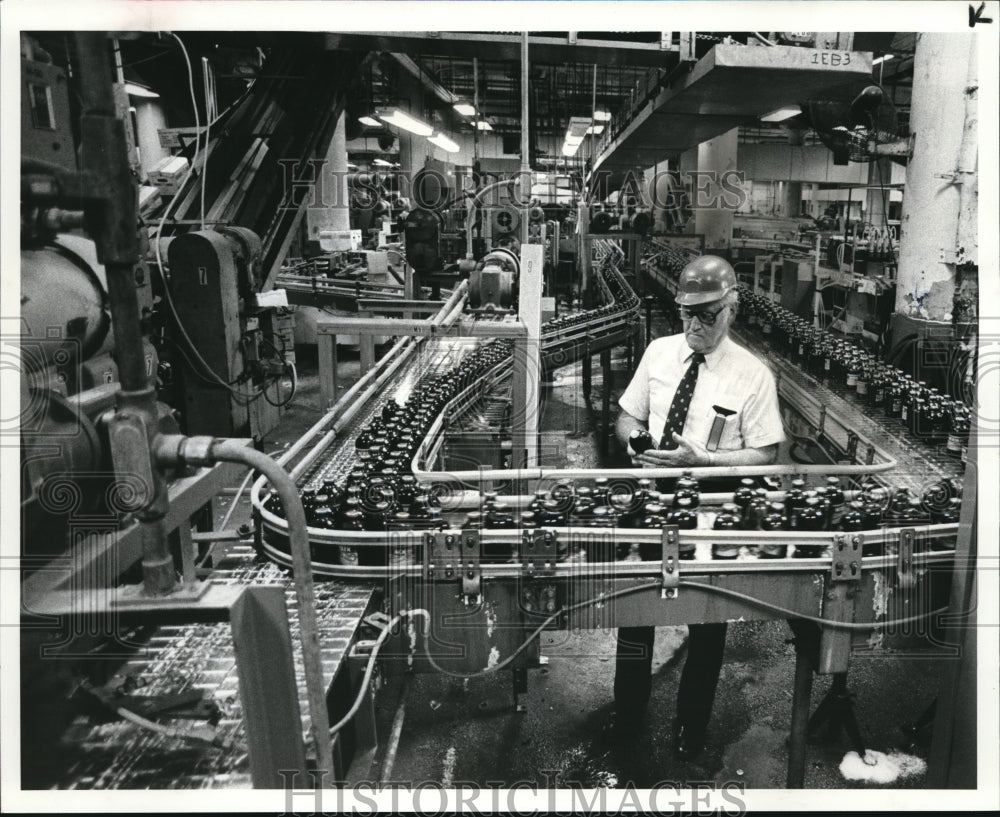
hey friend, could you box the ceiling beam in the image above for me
[324,32,683,68]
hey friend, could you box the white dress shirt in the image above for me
[618,333,785,452]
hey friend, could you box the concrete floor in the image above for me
[220,308,951,792]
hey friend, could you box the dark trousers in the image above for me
[614,623,728,730]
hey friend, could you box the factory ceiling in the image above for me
[29,30,914,173]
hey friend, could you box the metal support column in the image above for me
[600,349,612,456]
[786,647,814,787]
[230,586,309,788]
[318,333,338,408]
[511,244,545,473]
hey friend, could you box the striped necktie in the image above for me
[659,352,705,450]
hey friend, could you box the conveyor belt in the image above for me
[733,326,964,494]
[301,337,482,490]
[286,252,640,496]
[54,544,376,790]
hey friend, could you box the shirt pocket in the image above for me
[716,409,744,451]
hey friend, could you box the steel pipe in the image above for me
[197,438,335,786]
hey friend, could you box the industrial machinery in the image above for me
[14,27,979,797]
[248,234,967,792]
[18,32,348,792]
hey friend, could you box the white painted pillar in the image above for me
[895,33,977,321]
[305,111,350,241]
[783,181,803,218]
[133,99,169,181]
[296,113,351,345]
[865,158,893,228]
[695,128,738,252]
[806,184,816,217]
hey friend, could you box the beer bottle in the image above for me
[733,478,756,514]
[760,501,789,558]
[638,501,668,561]
[793,497,827,558]
[667,496,698,560]
[712,503,742,560]
[673,471,700,509]
[745,488,770,533]
[946,402,969,460]
[784,478,807,527]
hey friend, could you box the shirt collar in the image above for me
[681,334,732,371]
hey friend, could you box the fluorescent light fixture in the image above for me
[561,141,580,157]
[347,162,357,169]
[593,110,611,122]
[125,82,159,99]
[475,120,493,131]
[428,133,460,153]
[564,133,584,146]
[379,109,434,137]
[760,106,802,123]
[373,158,395,167]
[587,124,605,135]
[359,115,381,127]
[566,116,592,139]
[872,54,894,66]
[453,102,476,116]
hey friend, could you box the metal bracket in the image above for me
[897,527,916,590]
[104,410,155,513]
[115,580,211,605]
[349,638,378,660]
[845,431,859,462]
[661,525,680,599]
[938,247,968,265]
[830,534,863,583]
[424,531,482,604]
[521,529,557,577]
[934,169,973,185]
[678,31,697,61]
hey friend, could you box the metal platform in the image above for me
[48,545,376,790]
[593,44,873,173]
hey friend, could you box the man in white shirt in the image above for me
[609,255,785,760]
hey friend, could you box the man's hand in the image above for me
[634,432,713,468]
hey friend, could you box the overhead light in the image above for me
[428,133,460,153]
[872,54,895,66]
[566,116,592,139]
[359,115,381,127]
[373,158,395,167]
[593,110,611,122]
[379,109,434,137]
[474,120,493,131]
[561,141,580,157]
[125,82,159,99]
[453,102,476,116]
[564,133,584,147]
[347,162,357,169]
[760,106,802,123]
[587,124,605,135]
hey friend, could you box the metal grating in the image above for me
[53,545,375,790]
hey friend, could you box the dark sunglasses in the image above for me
[678,303,728,326]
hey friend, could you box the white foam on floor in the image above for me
[839,749,928,783]
[441,746,457,787]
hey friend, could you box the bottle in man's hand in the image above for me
[628,428,654,456]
